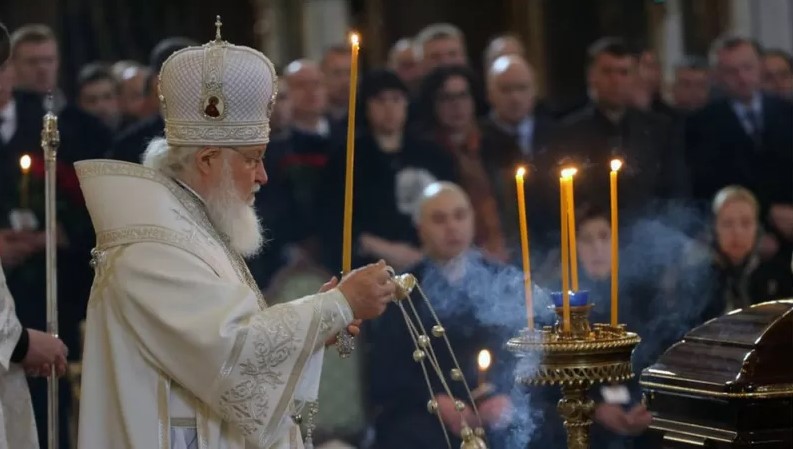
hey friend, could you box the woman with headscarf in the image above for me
[676,186,793,322]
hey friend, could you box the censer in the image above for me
[387,269,490,449]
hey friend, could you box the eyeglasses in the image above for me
[224,147,265,169]
[436,89,471,104]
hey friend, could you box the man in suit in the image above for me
[686,36,793,246]
[549,38,689,222]
[480,54,556,248]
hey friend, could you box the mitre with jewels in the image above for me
[158,16,278,147]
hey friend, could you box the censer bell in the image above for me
[392,272,417,300]
[460,426,488,449]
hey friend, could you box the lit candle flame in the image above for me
[560,167,577,178]
[350,32,360,47]
[477,349,491,371]
[20,154,32,172]
[610,159,623,172]
[516,166,526,178]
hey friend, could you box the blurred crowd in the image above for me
[0,20,792,449]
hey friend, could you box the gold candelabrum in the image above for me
[389,271,489,449]
[41,94,60,449]
[507,300,640,449]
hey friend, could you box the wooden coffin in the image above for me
[640,300,793,449]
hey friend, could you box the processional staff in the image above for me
[41,93,60,449]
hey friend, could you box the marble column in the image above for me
[303,0,350,61]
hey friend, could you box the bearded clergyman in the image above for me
[75,20,395,449]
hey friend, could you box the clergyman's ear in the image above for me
[195,147,220,175]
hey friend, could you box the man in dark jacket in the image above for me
[548,38,690,224]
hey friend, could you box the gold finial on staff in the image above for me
[41,91,60,449]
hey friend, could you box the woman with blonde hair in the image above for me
[678,186,793,322]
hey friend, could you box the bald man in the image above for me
[284,59,331,136]
[368,181,531,449]
[482,34,526,72]
[414,182,476,267]
[388,38,422,94]
[485,55,539,154]
[480,55,556,251]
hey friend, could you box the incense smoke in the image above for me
[416,199,716,447]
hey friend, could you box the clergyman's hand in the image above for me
[22,329,68,378]
[337,260,395,320]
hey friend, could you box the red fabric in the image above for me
[278,153,329,170]
[28,155,85,206]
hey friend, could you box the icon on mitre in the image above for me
[203,95,225,119]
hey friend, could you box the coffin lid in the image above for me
[640,300,793,398]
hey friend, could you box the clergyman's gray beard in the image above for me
[205,163,264,257]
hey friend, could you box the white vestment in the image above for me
[75,160,353,449]
[0,261,39,449]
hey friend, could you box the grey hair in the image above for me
[412,181,471,225]
[141,137,200,179]
[413,23,464,62]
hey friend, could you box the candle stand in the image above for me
[507,296,640,449]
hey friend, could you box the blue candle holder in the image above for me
[550,290,590,308]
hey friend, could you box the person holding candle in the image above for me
[368,182,551,449]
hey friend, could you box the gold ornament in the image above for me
[508,304,640,449]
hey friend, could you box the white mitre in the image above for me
[159,16,278,147]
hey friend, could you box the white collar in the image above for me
[0,98,16,122]
[294,116,330,137]
[731,92,763,115]
[489,112,533,134]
